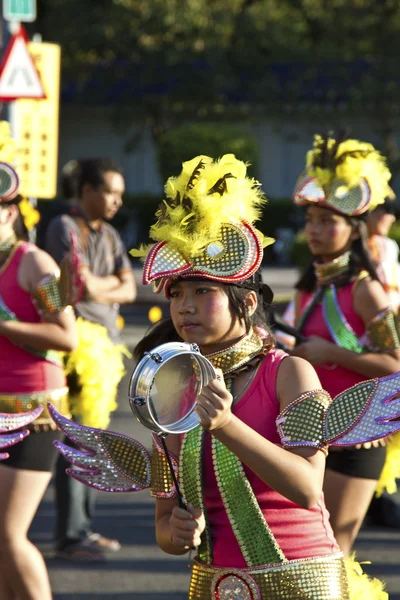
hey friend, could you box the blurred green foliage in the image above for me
[156,123,259,182]
[35,0,400,172]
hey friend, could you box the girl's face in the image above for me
[304,205,355,261]
[169,279,248,354]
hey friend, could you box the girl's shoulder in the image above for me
[257,348,289,396]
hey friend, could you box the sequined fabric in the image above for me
[367,308,400,352]
[0,234,17,253]
[276,390,331,452]
[189,553,349,600]
[181,425,213,563]
[49,405,151,492]
[150,437,179,499]
[142,220,263,292]
[205,329,264,375]
[33,272,68,313]
[323,286,363,353]
[0,388,69,426]
[326,372,400,445]
[314,252,350,286]
[211,435,285,565]
[0,406,43,457]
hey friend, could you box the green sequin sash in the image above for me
[181,426,286,566]
[323,285,363,353]
[298,285,364,354]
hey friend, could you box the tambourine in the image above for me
[128,341,216,435]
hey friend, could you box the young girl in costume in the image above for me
[291,134,400,558]
[50,153,400,599]
[0,135,77,600]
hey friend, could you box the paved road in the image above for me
[30,269,400,599]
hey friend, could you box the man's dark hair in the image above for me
[78,158,123,196]
[60,160,81,200]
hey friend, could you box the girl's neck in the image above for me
[0,232,17,254]
[200,332,246,357]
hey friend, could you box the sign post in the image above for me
[14,41,60,199]
[3,0,36,22]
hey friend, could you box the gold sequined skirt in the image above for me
[189,552,349,600]
[0,388,70,430]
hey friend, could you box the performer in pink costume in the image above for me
[49,154,400,599]
[0,159,78,600]
[291,134,400,557]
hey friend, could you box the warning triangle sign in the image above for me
[0,28,46,101]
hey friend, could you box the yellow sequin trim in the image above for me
[0,387,70,426]
[189,553,349,600]
[150,438,178,498]
[206,328,264,375]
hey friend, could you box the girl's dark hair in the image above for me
[296,213,379,292]
[133,273,275,362]
[3,196,30,241]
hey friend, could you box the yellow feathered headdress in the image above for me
[131,154,274,294]
[293,133,392,216]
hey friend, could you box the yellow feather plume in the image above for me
[64,318,131,429]
[346,553,388,600]
[306,135,392,211]
[0,121,17,165]
[141,154,267,259]
[376,430,400,496]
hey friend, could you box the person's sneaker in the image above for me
[86,532,121,552]
[56,539,107,562]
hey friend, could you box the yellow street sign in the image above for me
[14,42,60,199]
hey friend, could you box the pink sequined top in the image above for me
[299,283,366,398]
[0,242,65,393]
[202,349,339,567]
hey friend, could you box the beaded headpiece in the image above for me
[130,154,274,295]
[293,133,392,216]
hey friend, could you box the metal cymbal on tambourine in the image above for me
[128,342,216,435]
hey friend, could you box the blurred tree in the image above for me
[34,0,400,175]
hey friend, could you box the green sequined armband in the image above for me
[276,390,332,453]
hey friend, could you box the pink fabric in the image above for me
[0,242,65,393]
[299,284,366,398]
[202,349,338,567]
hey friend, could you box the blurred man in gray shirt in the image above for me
[45,158,136,561]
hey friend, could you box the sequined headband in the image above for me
[130,154,275,295]
[293,134,392,216]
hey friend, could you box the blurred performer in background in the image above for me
[45,158,137,562]
[291,134,400,557]
[367,194,400,528]
[0,128,77,600]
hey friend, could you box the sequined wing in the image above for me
[49,404,151,492]
[325,372,400,446]
[0,407,43,460]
